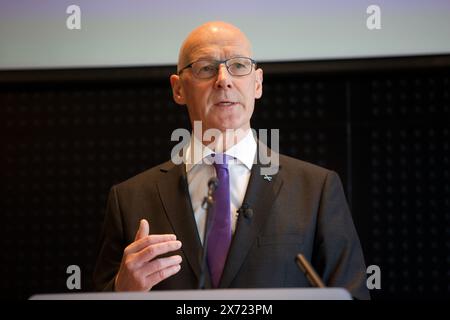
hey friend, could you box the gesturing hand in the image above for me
[114,219,182,291]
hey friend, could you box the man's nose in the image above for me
[214,64,233,89]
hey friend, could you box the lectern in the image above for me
[30,288,351,300]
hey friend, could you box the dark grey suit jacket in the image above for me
[93,154,370,299]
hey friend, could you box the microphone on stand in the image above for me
[198,177,219,289]
[296,253,326,288]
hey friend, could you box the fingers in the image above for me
[116,219,183,291]
[142,255,182,277]
[115,221,182,291]
[135,240,182,265]
[134,219,150,241]
[146,263,182,288]
[125,234,177,255]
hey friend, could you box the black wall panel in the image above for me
[351,72,450,299]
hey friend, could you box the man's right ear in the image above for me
[170,74,186,105]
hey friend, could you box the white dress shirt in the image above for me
[184,129,257,244]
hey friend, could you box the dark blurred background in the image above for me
[0,56,449,300]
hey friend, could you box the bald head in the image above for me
[169,21,263,136]
[177,21,253,72]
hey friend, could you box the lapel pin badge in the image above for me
[263,175,272,182]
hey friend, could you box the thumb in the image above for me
[134,219,149,241]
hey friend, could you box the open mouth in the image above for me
[214,101,239,107]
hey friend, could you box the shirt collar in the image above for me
[184,129,257,172]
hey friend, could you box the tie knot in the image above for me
[212,153,231,171]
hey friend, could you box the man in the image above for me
[93,21,370,299]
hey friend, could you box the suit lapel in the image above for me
[219,159,283,288]
[156,162,204,282]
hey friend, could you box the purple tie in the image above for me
[207,153,232,288]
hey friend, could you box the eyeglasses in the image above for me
[178,57,256,79]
